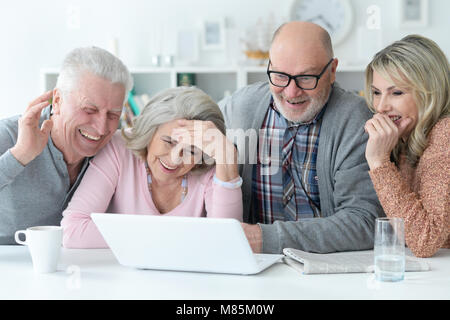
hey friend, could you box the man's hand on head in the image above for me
[10,90,54,166]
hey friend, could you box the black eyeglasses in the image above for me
[267,58,334,90]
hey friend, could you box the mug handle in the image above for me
[14,230,27,245]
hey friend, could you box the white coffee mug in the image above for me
[15,226,63,273]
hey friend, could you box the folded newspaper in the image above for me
[283,248,430,275]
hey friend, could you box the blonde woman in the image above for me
[364,35,449,257]
[61,87,243,248]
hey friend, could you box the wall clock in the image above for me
[290,0,354,46]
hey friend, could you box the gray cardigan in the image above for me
[219,82,384,253]
[0,107,90,244]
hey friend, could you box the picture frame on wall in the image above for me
[202,19,226,50]
[399,0,428,27]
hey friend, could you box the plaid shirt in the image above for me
[252,100,324,223]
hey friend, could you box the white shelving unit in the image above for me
[40,65,365,103]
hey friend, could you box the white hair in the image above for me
[56,46,133,103]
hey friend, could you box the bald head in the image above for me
[271,21,334,60]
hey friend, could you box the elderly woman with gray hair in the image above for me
[61,87,243,248]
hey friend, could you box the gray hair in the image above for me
[122,86,226,173]
[56,46,133,103]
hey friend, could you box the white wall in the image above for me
[1,0,449,118]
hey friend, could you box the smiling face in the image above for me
[268,22,336,123]
[146,120,199,184]
[51,72,126,164]
[371,70,419,138]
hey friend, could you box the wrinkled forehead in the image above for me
[74,73,126,110]
[270,50,330,75]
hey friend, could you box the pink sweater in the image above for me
[61,132,243,248]
[369,118,450,257]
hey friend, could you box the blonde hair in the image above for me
[121,86,226,173]
[365,35,450,166]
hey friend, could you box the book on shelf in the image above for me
[127,90,141,116]
[120,93,152,129]
[120,102,134,129]
[177,73,196,87]
[283,248,430,275]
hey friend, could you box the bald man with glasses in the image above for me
[219,21,384,254]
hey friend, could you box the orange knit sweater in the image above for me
[369,117,450,258]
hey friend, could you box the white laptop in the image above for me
[91,213,283,275]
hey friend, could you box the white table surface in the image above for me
[0,245,448,300]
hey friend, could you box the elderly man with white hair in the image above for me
[0,46,133,244]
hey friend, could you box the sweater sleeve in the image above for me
[259,88,384,254]
[61,136,123,249]
[0,119,25,191]
[203,169,243,221]
[369,122,450,258]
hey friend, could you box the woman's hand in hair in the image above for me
[171,119,238,181]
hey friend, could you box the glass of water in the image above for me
[374,217,405,282]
